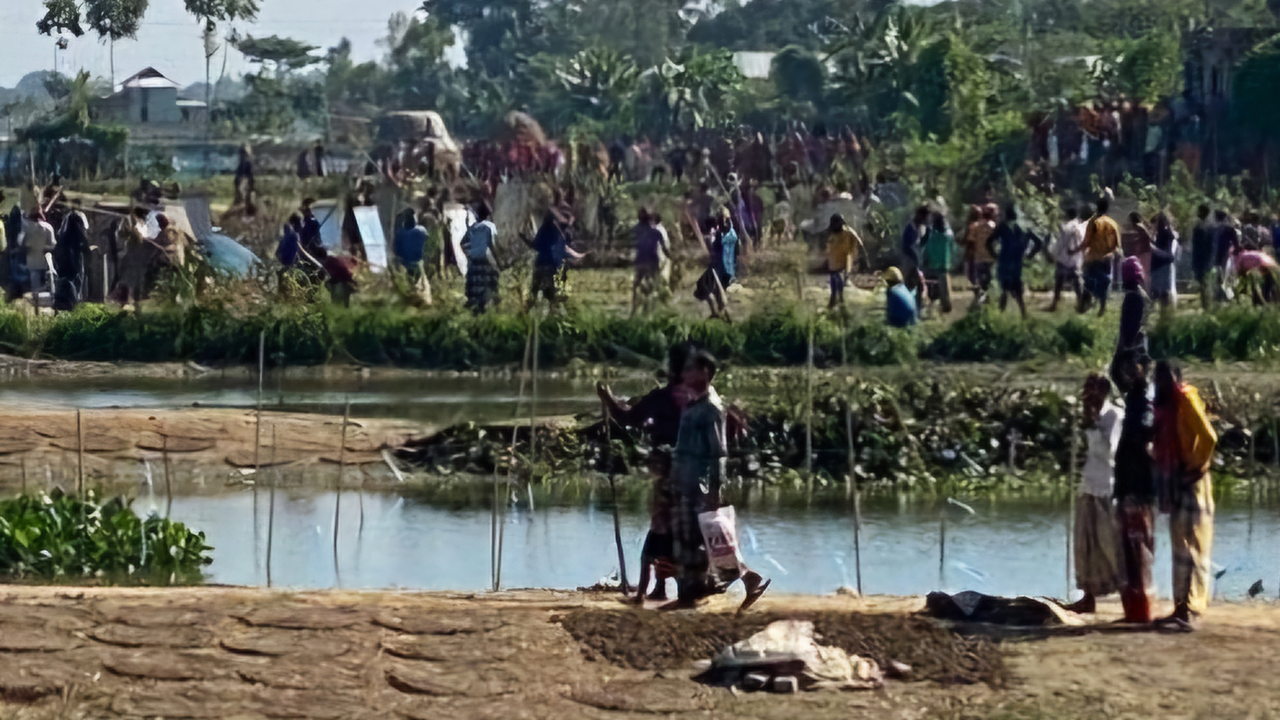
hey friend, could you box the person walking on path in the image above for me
[667,351,769,610]
[825,213,865,309]
[694,210,737,320]
[988,204,1043,320]
[1068,373,1125,614]
[1116,257,1150,367]
[1113,351,1156,624]
[900,205,929,305]
[1191,205,1215,309]
[525,205,581,309]
[1150,212,1180,309]
[1049,206,1086,312]
[963,204,997,304]
[921,211,954,315]
[1153,360,1217,630]
[1081,196,1121,316]
[631,208,668,315]
[393,209,432,304]
[463,203,500,314]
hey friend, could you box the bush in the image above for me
[0,490,213,583]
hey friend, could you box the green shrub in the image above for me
[0,490,213,583]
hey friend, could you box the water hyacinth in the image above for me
[0,490,213,583]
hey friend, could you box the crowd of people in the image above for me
[0,180,190,312]
[1072,354,1217,629]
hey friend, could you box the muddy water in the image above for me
[158,489,1280,601]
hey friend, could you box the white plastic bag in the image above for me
[698,505,745,572]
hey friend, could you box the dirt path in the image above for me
[0,588,1277,719]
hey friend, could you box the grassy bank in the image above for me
[5,290,1280,369]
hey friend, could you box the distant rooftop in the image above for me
[114,67,180,94]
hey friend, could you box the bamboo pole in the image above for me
[530,313,540,471]
[939,511,946,586]
[76,409,84,497]
[255,330,264,472]
[604,402,629,594]
[1067,407,1078,598]
[332,400,350,565]
[163,438,173,519]
[266,424,276,588]
[805,317,814,496]
[853,489,863,595]
[495,328,534,592]
[20,457,26,495]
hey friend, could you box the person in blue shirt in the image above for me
[523,204,582,308]
[276,214,302,268]
[987,204,1044,320]
[393,209,431,303]
[884,267,919,328]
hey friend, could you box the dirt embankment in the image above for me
[0,404,431,494]
[1,588,1280,719]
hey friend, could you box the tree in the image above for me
[235,35,320,74]
[183,0,259,127]
[530,47,641,133]
[84,0,151,87]
[771,45,826,104]
[1233,34,1280,175]
[648,48,745,133]
[37,0,85,37]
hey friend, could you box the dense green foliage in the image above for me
[0,490,213,583]
[8,294,1280,367]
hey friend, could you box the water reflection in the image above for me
[166,490,1280,600]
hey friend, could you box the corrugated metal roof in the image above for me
[115,67,180,93]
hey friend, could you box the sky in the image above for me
[0,0,466,90]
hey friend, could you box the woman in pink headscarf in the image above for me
[1113,257,1150,379]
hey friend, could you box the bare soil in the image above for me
[0,587,1277,719]
[0,403,431,494]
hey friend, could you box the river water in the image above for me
[153,488,1280,601]
[9,374,1280,600]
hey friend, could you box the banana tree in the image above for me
[651,48,745,134]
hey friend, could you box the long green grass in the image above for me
[2,296,1278,368]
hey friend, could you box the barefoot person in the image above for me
[989,204,1043,320]
[1114,351,1156,623]
[1153,360,1217,629]
[1081,195,1121,316]
[598,344,695,603]
[669,351,768,610]
[1069,373,1124,614]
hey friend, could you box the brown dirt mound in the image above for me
[553,609,1007,687]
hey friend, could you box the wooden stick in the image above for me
[805,318,814,496]
[254,330,264,473]
[266,424,276,588]
[604,402,629,594]
[529,312,540,472]
[853,488,863,595]
[76,409,84,497]
[163,438,173,519]
[939,511,946,586]
[333,400,350,563]
[20,457,26,495]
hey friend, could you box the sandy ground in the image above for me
[0,403,432,495]
[0,587,1278,719]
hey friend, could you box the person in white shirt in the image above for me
[1070,372,1125,614]
[462,202,499,313]
[20,209,57,298]
[1049,205,1086,312]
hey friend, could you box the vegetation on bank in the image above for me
[399,376,1280,506]
[7,294,1280,368]
[0,490,213,583]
